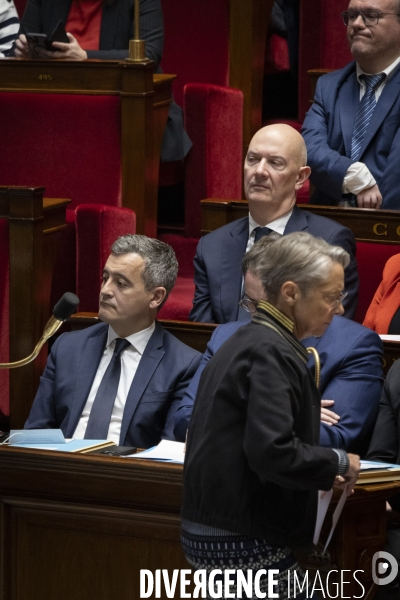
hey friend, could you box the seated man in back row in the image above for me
[25,234,201,448]
[189,123,359,322]
[176,236,383,456]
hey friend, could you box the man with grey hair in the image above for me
[302,0,400,208]
[25,234,201,448]
[176,235,383,455]
[189,123,358,323]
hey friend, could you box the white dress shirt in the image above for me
[73,322,155,444]
[245,211,289,253]
[343,56,400,195]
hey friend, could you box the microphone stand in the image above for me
[0,315,65,369]
[127,0,149,62]
[0,293,79,369]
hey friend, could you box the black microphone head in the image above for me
[53,293,80,321]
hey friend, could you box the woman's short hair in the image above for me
[111,234,178,306]
[242,232,350,301]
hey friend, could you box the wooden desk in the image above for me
[0,60,174,236]
[0,187,69,429]
[201,197,400,243]
[0,446,399,600]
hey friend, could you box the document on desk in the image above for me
[129,439,185,463]
[6,429,115,453]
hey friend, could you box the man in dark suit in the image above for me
[177,237,383,453]
[25,234,201,448]
[302,0,400,208]
[189,123,358,322]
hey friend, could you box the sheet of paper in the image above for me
[380,335,400,342]
[313,489,333,545]
[8,429,66,445]
[323,488,347,554]
[129,439,185,463]
[361,460,400,471]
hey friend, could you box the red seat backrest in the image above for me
[161,0,230,108]
[0,93,122,210]
[355,241,400,323]
[298,0,353,121]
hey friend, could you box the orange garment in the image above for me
[363,253,400,334]
[66,0,103,50]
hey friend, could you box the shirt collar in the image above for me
[248,209,292,237]
[356,56,400,83]
[106,322,155,355]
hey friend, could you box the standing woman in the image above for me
[182,232,360,599]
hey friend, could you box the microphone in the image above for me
[0,292,79,369]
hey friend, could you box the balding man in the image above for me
[302,0,400,208]
[189,124,358,323]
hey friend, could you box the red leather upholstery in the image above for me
[355,242,400,323]
[184,83,243,238]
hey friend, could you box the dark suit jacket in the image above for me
[302,61,400,208]
[25,321,201,448]
[174,315,383,455]
[368,360,400,510]
[189,206,358,323]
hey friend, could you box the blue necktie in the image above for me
[351,73,386,161]
[254,226,272,242]
[84,338,131,439]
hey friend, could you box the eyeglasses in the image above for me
[318,290,348,307]
[341,10,399,27]
[239,293,258,314]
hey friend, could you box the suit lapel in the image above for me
[119,323,164,444]
[359,67,400,158]
[284,206,308,234]
[220,218,249,322]
[65,326,108,437]
[338,71,360,158]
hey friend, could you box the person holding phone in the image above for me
[13,0,191,162]
[14,0,163,63]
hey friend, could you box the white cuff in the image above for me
[342,162,376,195]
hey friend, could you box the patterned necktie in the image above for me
[84,338,131,439]
[254,226,273,242]
[351,73,386,161]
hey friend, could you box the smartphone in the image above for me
[26,21,69,58]
[95,446,137,456]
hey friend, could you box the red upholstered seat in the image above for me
[0,92,136,311]
[157,234,198,321]
[184,84,243,237]
[161,0,243,237]
[76,205,137,312]
[355,242,400,323]
[264,34,291,75]
[0,219,9,425]
[161,0,229,109]
[298,0,352,121]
